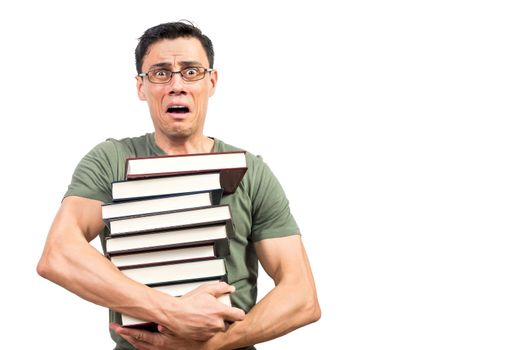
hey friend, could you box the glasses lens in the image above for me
[149,69,172,83]
[181,67,206,81]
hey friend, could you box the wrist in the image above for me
[146,288,179,326]
[204,332,226,350]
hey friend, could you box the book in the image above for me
[101,190,222,221]
[125,151,246,177]
[111,172,223,201]
[126,151,246,176]
[105,222,231,255]
[120,258,227,286]
[124,151,247,195]
[121,279,231,328]
[107,205,232,236]
[108,240,230,268]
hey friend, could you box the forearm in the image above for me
[37,202,173,325]
[42,236,169,320]
[208,279,320,350]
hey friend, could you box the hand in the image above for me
[166,282,245,340]
[110,323,208,350]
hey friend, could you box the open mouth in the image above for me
[166,105,190,114]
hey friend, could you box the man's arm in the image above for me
[37,195,244,340]
[208,234,321,349]
[113,234,320,349]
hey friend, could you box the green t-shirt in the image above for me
[65,133,299,349]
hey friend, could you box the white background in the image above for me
[1,0,523,349]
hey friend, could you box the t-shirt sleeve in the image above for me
[249,156,300,241]
[64,140,125,204]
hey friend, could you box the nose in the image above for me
[168,72,185,95]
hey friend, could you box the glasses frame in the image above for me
[138,67,214,84]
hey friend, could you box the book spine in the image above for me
[212,238,230,257]
[210,188,224,205]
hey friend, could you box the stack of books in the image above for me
[102,151,248,329]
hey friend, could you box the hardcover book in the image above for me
[107,205,232,236]
[111,172,223,201]
[124,151,247,194]
[120,258,227,286]
[105,222,232,255]
[108,239,230,268]
[102,190,222,221]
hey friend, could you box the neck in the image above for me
[154,133,214,155]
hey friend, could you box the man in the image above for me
[37,21,320,350]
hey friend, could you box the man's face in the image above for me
[136,37,217,140]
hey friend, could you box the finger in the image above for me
[109,322,121,332]
[121,332,158,350]
[204,281,236,297]
[113,325,155,344]
[119,333,139,346]
[221,306,246,322]
[110,323,137,340]
[157,324,175,335]
[110,323,157,350]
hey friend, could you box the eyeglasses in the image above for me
[138,67,213,84]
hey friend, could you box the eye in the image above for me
[152,69,170,78]
[186,67,199,76]
[182,67,202,80]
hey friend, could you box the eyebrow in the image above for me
[149,61,204,70]
[149,62,171,69]
[178,60,204,67]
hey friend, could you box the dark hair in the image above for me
[135,21,214,74]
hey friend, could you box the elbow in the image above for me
[36,253,53,280]
[36,247,63,282]
[307,296,322,323]
[299,293,321,326]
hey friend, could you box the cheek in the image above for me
[194,87,212,107]
[145,89,166,107]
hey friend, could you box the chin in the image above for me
[167,128,195,139]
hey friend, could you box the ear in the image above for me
[136,76,147,101]
[208,69,218,97]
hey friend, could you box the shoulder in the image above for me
[76,133,153,180]
[213,139,299,239]
[212,138,276,195]
[102,134,152,157]
[212,138,264,166]
[83,133,153,160]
